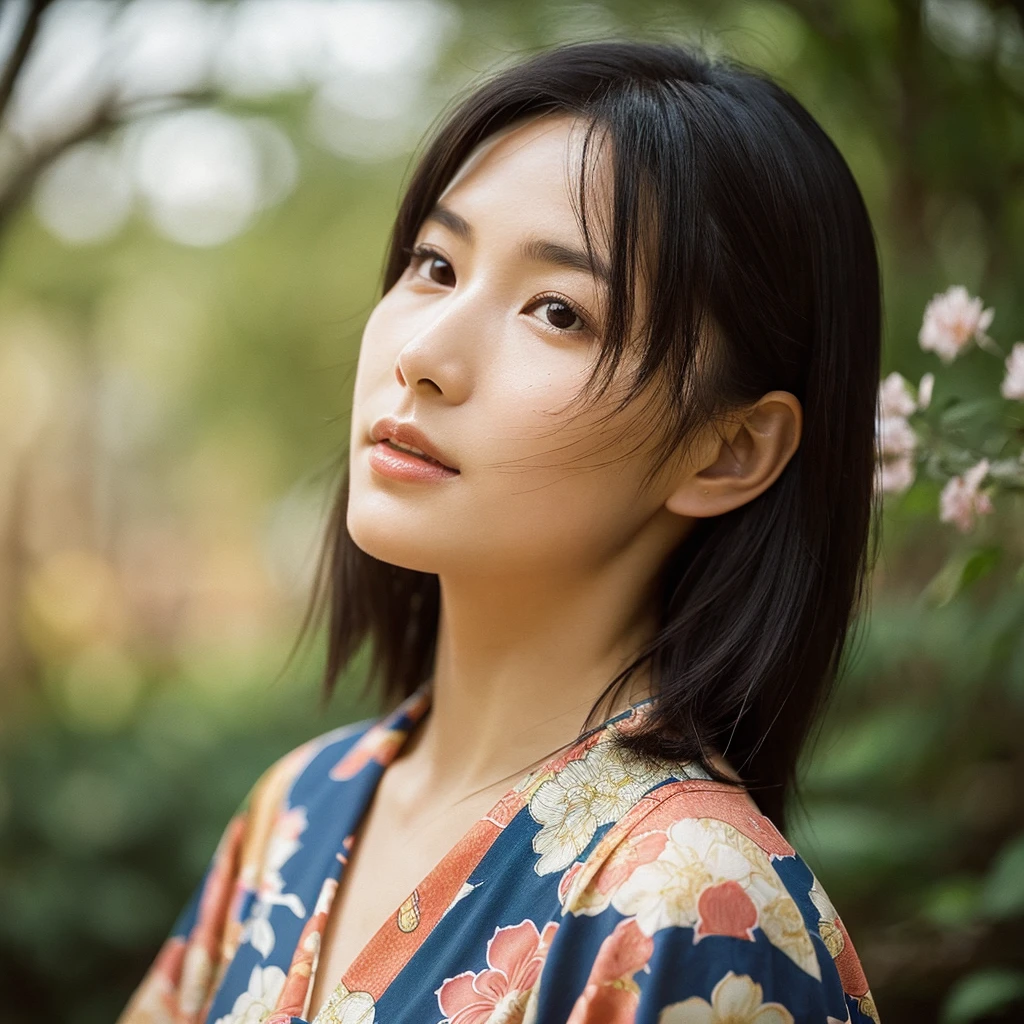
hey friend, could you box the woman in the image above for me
[119,39,882,1024]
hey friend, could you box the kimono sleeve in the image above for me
[526,813,881,1024]
[116,753,296,1024]
[559,918,875,1024]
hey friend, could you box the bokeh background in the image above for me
[1,1,1023,1021]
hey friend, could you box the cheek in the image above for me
[467,400,656,562]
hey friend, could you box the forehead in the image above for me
[436,114,612,228]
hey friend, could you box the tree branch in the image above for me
[0,0,56,124]
[0,88,217,237]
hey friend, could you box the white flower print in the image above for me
[311,983,376,1024]
[809,876,847,960]
[178,944,214,1016]
[213,965,287,1024]
[808,876,838,924]
[240,806,309,958]
[611,818,820,980]
[528,736,699,876]
[440,880,480,920]
[658,970,794,1024]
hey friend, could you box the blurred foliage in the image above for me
[1,0,1023,1022]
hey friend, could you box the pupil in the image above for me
[547,303,577,329]
[431,259,454,285]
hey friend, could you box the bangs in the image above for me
[567,98,728,493]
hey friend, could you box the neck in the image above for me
[394,562,659,810]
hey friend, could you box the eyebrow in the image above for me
[423,202,609,284]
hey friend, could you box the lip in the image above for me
[369,416,460,473]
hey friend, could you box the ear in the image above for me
[664,391,803,519]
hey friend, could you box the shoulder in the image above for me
[554,777,880,1024]
[243,710,384,820]
[234,685,432,851]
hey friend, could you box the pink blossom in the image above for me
[919,285,994,363]
[917,372,934,410]
[878,371,917,419]
[874,373,923,496]
[876,413,917,459]
[875,455,916,495]
[566,918,653,1024]
[939,458,994,532]
[436,919,558,1024]
[1001,341,1024,401]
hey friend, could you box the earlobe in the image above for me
[663,421,745,519]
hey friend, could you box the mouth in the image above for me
[380,437,457,470]
[369,416,460,472]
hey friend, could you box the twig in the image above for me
[0,0,56,124]
[0,88,217,237]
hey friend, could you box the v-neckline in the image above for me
[304,681,658,1021]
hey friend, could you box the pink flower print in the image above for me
[939,458,994,532]
[1001,341,1024,401]
[566,918,654,1024]
[695,880,759,941]
[919,285,994,363]
[275,877,338,1018]
[212,965,287,1024]
[561,830,669,916]
[330,727,406,781]
[436,919,559,1024]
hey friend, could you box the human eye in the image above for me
[407,243,456,287]
[525,293,592,335]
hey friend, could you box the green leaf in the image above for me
[941,968,1024,1023]
[923,545,1003,608]
[980,833,1024,920]
[939,397,1006,430]
[920,875,983,929]
[804,708,937,790]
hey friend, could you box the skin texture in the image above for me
[306,113,803,1018]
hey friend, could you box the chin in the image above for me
[345,503,442,575]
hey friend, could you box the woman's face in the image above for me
[347,113,692,579]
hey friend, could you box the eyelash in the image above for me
[404,243,595,336]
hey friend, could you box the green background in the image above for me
[1,1,1023,1021]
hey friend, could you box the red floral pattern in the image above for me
[117,685,879,1024]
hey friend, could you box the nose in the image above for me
[393,292,479,404]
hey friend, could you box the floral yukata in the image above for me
[118,683,880,1024]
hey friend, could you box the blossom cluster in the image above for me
[875,285,1024,532]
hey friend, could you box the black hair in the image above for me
[288,39,883,831]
